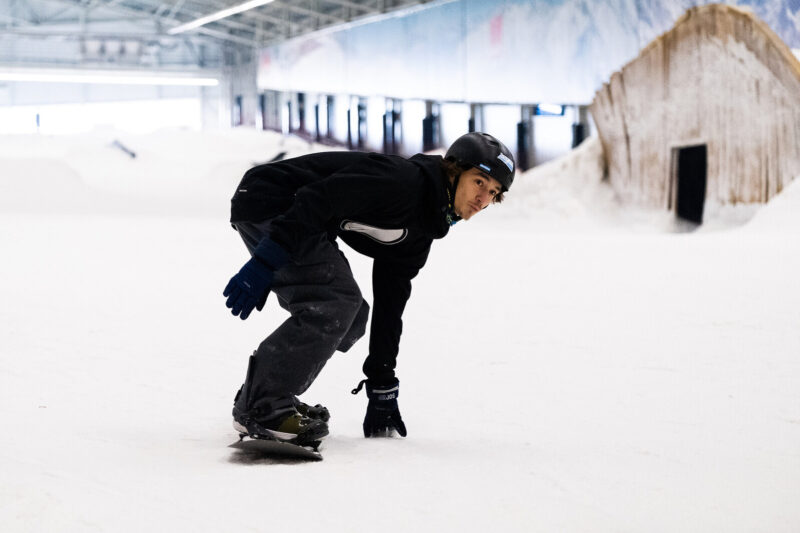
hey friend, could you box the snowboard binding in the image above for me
[236,430,323,453]
[231,431,324,461]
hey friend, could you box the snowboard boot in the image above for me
[293,396,330,423]
[233,398,329,446]
[232,355,328,446]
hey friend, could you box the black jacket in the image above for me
[230,151,452,381]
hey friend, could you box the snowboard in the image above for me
[229,434,323,461]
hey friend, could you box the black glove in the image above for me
[223,237,289,320]
[352,378,407,438]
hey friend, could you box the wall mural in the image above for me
[258,0,800,104]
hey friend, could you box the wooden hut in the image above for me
[590,4,800,223]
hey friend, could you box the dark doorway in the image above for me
[674,144,707,224]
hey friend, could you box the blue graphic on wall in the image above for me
[258,0,800,104]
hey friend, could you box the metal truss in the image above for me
[0,0,430,70]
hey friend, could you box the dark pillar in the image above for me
[326,96,334,140]
[382,100,401,155]
[233,95,243,127]
[383,111,392,154]
[259,93,266,130]
[347,108,353,150]
[314,103,321,141]
[297,93,306,133]
[572,105,589,148]
[516,121,530,171]
[422,101,440,152]
[516,105,535,171]
[357,99,366,150]
[469,103,483,133]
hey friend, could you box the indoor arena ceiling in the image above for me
[2,0,432,68]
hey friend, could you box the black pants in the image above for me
[232,220,370,412]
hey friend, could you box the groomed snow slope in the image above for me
[1,129,798,533]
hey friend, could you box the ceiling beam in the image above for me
[271,1,345,25]
[244,9,305,32]
[194,25,260,47]
[48,0,258,39]
[0,25,196,41]
[5,0,260,51]
[5,0,436,52]
[321,0,378,15]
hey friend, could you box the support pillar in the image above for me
[517,105,535,171]
[572,105,589,148]
[422,100,440,152]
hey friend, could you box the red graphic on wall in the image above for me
[490,14,503,46]
[260,51,272,70]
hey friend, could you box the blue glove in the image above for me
[224,237,289,320]
[352,378,407,438]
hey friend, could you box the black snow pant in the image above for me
[232,220,370,413]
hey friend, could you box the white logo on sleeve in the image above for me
[340,220,408,245]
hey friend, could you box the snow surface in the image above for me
[1,128,799,532]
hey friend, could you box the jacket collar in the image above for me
[408,154,452,239]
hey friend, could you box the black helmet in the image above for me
[445,132,515,191]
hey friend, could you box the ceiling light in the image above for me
[168,0,276,35]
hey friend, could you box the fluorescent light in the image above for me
[0,68,219,86]
[168,0,276,35]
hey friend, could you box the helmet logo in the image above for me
[478,163,492,172]
[497,153,514,172]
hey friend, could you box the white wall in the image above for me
[440,103,472,148]
[0,80,200,106]
[400,100,426,156]
[365,96,385,152]
[0,98,203,134]
[533,114,575,165]
[0,79,224,132]
[329,94,350,143]
[482,104,520,161]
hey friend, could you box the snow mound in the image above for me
[2,129,789,233]
[493,136,676,232]
[0,157,92,213]
[742,177,800,234]
[498,136,786,234]
[0,129,342,217]
[500,136,608,226]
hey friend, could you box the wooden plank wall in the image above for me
[590,4,800,209]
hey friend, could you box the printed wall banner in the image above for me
[257,0,800,104]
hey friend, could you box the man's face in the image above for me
[453,167,503,221]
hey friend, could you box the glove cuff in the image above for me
[253,237,290,270]
[366,378,399,401]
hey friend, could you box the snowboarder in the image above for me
[224,132,515,446]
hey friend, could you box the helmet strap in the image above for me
[445,174,461,226]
